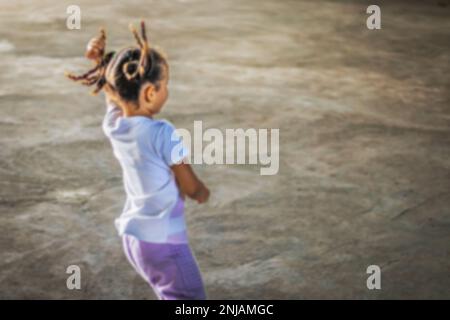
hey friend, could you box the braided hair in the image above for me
[65,21,168,102]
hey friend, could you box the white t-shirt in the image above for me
[102,101,189,243]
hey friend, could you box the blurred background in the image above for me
[0,0,449,299]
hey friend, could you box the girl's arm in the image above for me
[171,163,210,204]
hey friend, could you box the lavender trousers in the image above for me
[121,200,206,300]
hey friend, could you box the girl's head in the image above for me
[66,21,169,116]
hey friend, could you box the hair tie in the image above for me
[122,60,140,80]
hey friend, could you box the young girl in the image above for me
[66,21,210,300]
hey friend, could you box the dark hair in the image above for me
[106,47,167,102]
[65,21,167,102]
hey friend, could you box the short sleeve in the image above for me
[159,121,190,166]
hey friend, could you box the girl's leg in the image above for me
[122,234,156,293]
[162,243,207,300]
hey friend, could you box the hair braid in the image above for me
[65,28,115,95]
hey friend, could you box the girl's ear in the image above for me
[144,84,155,103]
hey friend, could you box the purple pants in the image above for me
[121,197,206,300]
[122,235,207,300]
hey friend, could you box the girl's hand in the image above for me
[85,29,106,63]
[194,184,210,204]
[104,83,118,101]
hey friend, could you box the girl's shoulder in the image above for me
[137,118,179,147]
[145,118,176,134]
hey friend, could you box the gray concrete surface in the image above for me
[0,0,449,299]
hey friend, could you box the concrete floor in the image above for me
[0,0,449,299]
